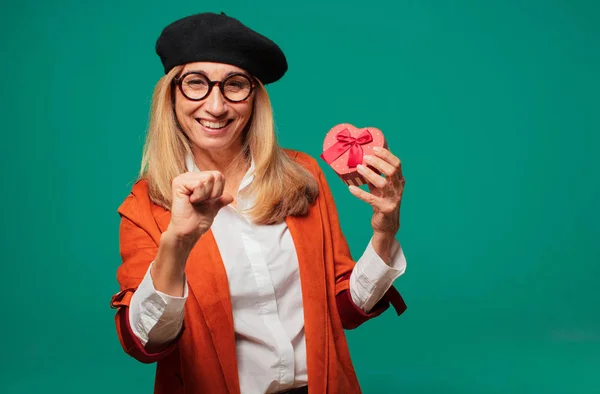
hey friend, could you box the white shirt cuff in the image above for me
[128,262,188,346]
[349,237,407,312]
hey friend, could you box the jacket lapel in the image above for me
[155,210,240,394]
[286,208,328,394]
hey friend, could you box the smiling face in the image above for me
[173,62,255,158]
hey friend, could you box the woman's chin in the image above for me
[192,132,240,153]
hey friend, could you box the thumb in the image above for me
[213,192,234,210]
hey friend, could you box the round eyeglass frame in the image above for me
[172,71,256,103]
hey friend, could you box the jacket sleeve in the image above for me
[315,164,407,330]
[110,194,184,363]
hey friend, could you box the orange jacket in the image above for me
[110,150,406,394]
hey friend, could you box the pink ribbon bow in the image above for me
[320,128,373,168]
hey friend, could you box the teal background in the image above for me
[1,0,598,393]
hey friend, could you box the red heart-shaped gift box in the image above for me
[320,123,388,186]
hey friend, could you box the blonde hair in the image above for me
[139,65,319,225]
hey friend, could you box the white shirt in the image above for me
[128,156,406,394]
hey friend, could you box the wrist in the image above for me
[157,229,198,274]
[162,227,199,255]
[151,231,192,297]
[372,231,396,244]
[371,232,396,265]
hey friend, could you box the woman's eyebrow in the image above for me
[225,70,250,78]
[186,69,208,76]
[185,70,249,79]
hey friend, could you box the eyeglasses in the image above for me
[173,72,256,103]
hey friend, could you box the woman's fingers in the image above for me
[349,185,383,208]
[370,148,404,189]
[357,164,387,190]
[362,154,395,178]
[215,191,234,209]
[190,174,213,204]
[349,185,399,214]
[372,147,401,171]
[172,171,228,206]
[209,171,226,201]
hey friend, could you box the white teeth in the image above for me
[199,119,228,129]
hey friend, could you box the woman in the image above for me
[110,12,408,394]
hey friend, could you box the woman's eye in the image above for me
[187,79,207,86]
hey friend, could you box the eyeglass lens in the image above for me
[180,74,252,101]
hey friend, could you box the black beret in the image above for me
[156,12,288,84]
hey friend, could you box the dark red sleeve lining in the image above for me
[335,274,407,330]
[111,288,184,364]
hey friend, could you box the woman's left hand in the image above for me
[349,147,405,236]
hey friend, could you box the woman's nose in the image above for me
[204,86,227,116]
